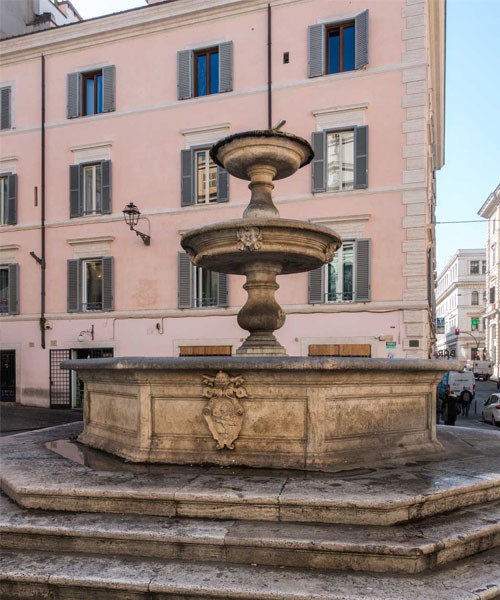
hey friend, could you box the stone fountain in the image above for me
[68,130,455,470]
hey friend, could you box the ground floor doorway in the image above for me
[50,348,113,409]
[1,350,16,402]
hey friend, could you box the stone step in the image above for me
[1,492,499,575]
[3,424,500,527]
[1,547,499,600]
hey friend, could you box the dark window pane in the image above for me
[86,78,94,115]
[327,30,340,74]
[97,74,103,113]
[197,54,207,96]
[210,51,219,94]
[0,268,8,313]
[343,25,355,71]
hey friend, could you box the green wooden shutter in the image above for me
[67,259,81,313]
[101,160,112,214]
[354,126,368,189]
[67,73,81,119]
[8,263,19,315]
[0,86,12,130]
[101,256,114,311]
[355,239,371,302]
[6,173,17,225]
[102,65,116,113]
[308,24,325,78]
[217,272,228,307]
[178,252,193,308]
[218,41,233,93]
[355,10,369,69]
[177,50,193,100]
[69,165,81,218]
[311,131,326,192]
[181,149,194,206]
[308,267,324,303]
[217,166,229,203]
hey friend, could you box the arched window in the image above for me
[471,290,479,305]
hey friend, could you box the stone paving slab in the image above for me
[1,547,499,599]
[1,423,500,526]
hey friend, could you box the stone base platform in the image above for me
[63,356,457,470]
[1,423,500,596]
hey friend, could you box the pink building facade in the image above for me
[0,0,445,407]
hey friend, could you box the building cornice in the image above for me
[478,183,500,219]
[0,0,302,65]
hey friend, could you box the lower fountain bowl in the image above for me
[181,218,341,275]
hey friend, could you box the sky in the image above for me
[70,0,500,273]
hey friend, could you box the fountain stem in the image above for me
[244,164,280,218]
[236,261,286,355]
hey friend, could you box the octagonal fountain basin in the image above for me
[181,218,342,275]
[64,356,459,471]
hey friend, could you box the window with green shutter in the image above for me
[67,66,115,119]
[67,257,114,313]
[308,11,368,78]
[0,86,12,130]
[69,161,111,217]
[308,239,371,304]
[311,127,368,193]
[178,42,233,100]
[0,264,19,315]
[181,148,228,206]
[0,173,17,225]
[178,252,228,308]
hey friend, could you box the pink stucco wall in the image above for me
[0,0,437,406]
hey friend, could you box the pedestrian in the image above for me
[441,387,459,426]
[459,387,472,417]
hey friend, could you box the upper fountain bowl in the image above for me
[210,130,314,181]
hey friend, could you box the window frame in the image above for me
[82,70,103,116]
[0,85,12,130]
[0,175,8,225]
[70,160,111,218]
[325,20,355,75]
[67,256,113,313]
[81,163,102,215]
[0,263,19,315]
[67,66,115,119]
[178,252,228,309]
[193,47,219,98]
[470,260,479,275]
[194,148,218,204]
[82,258,103,312]
[326,129,355,192]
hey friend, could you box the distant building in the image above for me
[0,0,81,39]
[435,249,487,361]
[478,183,500,378]
[0,0,445,406]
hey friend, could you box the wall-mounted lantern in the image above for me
[77,325,94,342]
[122,203,151,246]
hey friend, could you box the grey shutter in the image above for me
[181,149,194,206]
[217,166,229,203]
[0,87,11,130]
[101,160,112,214]
[6,173,17,225]
[217,272,228,307]
[354,126,368,189]
[8,264,19,315]
[67,72,81,119]
[311,131,326,192]
[177,50,193,100]
[308,267,324,303]
[355,239,371,302]
[69,165,81,218]
[102,65,116,113]
[178,252,193,308]
[308,24,325,78]
[101,256,114,311]
[67,259,82,313]
[218,41,233,93]
[355,10,369,69]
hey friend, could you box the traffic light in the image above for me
[455,328,460,335]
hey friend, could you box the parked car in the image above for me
[482,394,500,427]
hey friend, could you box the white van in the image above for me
[438,370,476,399]
[465,360,493,381]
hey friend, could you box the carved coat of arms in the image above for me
[202,370,247,450]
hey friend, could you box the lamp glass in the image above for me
[123,203,140,228]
